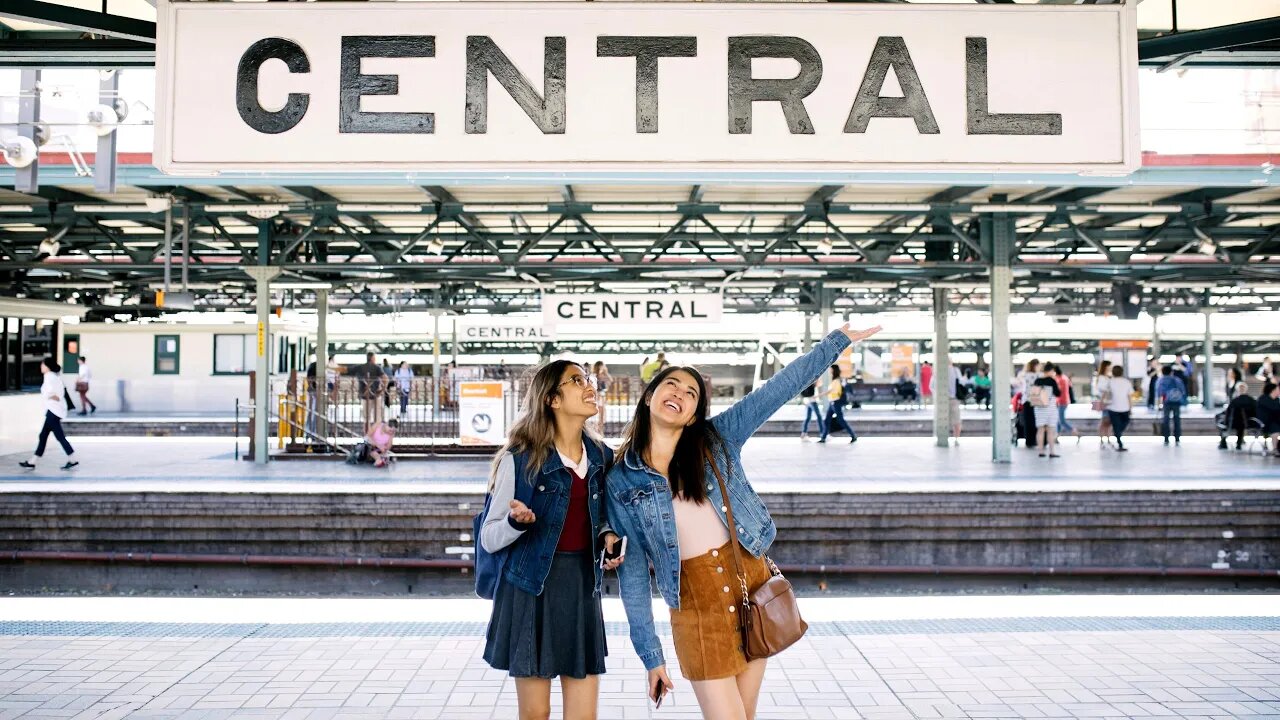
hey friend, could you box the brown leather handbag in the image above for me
[713,467,808,661]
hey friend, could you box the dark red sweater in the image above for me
[555,469,591,552]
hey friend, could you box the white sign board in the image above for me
[156,1,1138,174]
[543,294,722,326]
[459,381,507,446]
[457,320,554,343]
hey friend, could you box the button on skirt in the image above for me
[669,539,771,681]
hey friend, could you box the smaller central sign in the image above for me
[543,294,722,326]
[457,319,554,342]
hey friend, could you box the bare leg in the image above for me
[514,677,552,720]
[560,675,600,720]
[690,677,748,720]
[1047,427,1059,455]
[735,659,768,720]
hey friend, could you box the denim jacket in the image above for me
[606,329,852,670]
[481,435,614,597]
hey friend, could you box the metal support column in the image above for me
[93,70,118,194]
[162,204,172,291]
[818,288,831,413]
[244,266,281,464]
[16,69,40,193]
[316,289,328,439]
[1150,313,1162,363]
[802,313,813,353]
[432,310,442,421]
[932,286,951,448]
[986,213,1014,463]
[180,201,190,290]
[1202,307,1215,410]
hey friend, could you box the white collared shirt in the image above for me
[558,443,589,478]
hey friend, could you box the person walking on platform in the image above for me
[1016,359,1041,449]
[393,361,413,418]
[920,360,933,407]
[607,323,881,720]
[19,358,77,471]
[591,361,611,431]
[1156,365,1187,446]
[1145,358,1160,410]
[1103,365,1133,452]
[799,378,821,440]
[1092,360,1115,448]
[1051,364,1078,442]
[357,352,386,433]
[1029,363,1062,458]
[480,360,623,719]
[74,356,96,415]
[818,364,857,444]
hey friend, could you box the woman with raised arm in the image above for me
[480,360,623,720]
[606,323,881,720]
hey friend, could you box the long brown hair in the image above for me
[618,365,726,504]
[489,360,599,487]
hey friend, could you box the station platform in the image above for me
[0,595,1276,719]
[0,434,1276,494]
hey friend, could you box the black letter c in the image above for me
[237,38,311,134]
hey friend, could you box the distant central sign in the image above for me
[543,294,722,326]
[156,1,1138,174]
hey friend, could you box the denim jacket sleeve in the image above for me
[480,452,529,554]
[713,329,853,448]
[607,487,665,670]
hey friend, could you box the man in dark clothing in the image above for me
[358,352,386,432]
[1219,381,1257,450]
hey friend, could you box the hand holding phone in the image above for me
[648,666,672,709]
[601,534,626,569]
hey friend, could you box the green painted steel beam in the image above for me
[0,0,155,43]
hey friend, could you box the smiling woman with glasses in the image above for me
[479,359,625,720]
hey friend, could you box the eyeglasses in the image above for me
[558,374,589,389]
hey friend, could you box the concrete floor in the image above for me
[0,595,1275,719]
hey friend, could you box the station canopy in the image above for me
[1,0,1278,320]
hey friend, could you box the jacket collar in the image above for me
[623,446,648,472]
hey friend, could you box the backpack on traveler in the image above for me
[1165,379,1186,405]
[472,472,534,600]
[1027,383,1052,408]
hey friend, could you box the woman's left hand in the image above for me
[841,324,882,343]
[602,532,624,571]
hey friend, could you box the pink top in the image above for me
[371,425,393,450]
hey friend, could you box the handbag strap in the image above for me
[710,464,752,619]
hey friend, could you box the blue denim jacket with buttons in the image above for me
[499,436,613,597]
[606,329,852,670]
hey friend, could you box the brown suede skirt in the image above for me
[669,539,771,681]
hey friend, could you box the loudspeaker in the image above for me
[1111,282,1142,320]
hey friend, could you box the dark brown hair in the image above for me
[619,365,726,504]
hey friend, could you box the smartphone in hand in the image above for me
[601,535,627,568]
[653,677,667,709]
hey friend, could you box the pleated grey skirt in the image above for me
[482,551,607,679]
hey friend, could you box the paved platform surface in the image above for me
[0,595,1276,720]
[0,434,1275,495]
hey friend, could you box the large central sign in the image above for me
[543,294,722,326]
[156,1,1137,173]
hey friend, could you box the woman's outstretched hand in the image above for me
[841,324,883,343]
